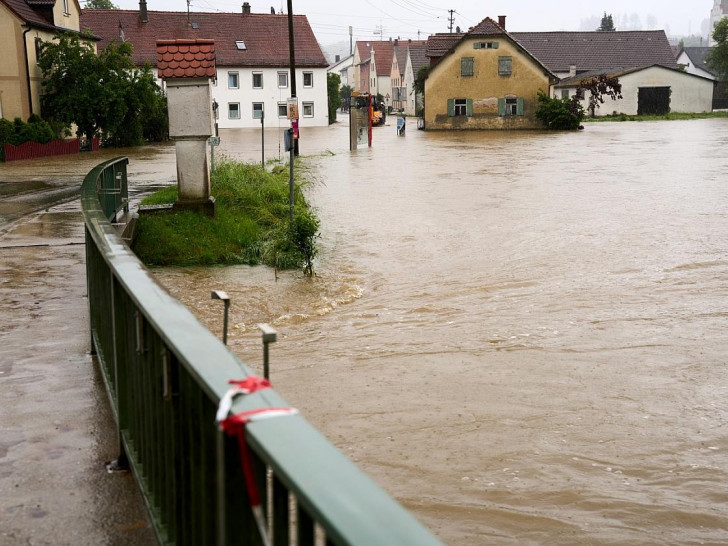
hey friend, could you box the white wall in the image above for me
[676,51,716,80]
[213,67,329,129]
[560,66,714,115]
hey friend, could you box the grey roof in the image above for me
[408,43,428,73]
[679,46,714,75]
[511,30,678,73]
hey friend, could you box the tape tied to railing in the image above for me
[215,376,298,546]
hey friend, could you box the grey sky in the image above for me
[111,0,715,45]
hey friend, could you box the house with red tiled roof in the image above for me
[423,16,556,130]
[0,0,93,120]
[388,39,426,114]
[81,3,330,128]
[352,39,397,108]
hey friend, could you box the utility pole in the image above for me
[287,0,299,156]
[448,9,455,33]
[349,25,353,55]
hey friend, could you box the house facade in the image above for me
[677,47,728,109]
[403,42,427,116]
[424,17,556,130]
[0,0,88,120]
[81,4,329,129]
[555,65,714,115]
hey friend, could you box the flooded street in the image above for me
[154,118,728,544]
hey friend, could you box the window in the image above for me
[252,102,264,119]
[278,72,288,88]
[35,38,42,63]
[561,90,569,99]
[474,41,498,49]
[62,0,69,15]
[447,98,472,117]
[498,96,524,116]
[228,71,239,89]
[235,40,247,50]
[498,56,512,76]
[303,72,313,87]
[461,57,474,77]
[228,103,240,119]
[252,72,263,88]
[278,102,287,117]
[302,102,314,117]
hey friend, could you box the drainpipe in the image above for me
[22,25,34,117]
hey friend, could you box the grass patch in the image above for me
[586,111,728,122]
[132,158,319,273]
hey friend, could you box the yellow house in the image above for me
[0,0,84,120]
[424,17,557,130]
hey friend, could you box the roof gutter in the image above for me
[22,25,34,116]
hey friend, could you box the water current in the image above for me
[154,118,728,545]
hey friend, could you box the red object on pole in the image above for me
[292,119,299,139]
[367,95,373,147]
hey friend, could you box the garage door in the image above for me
[638,87,671,115]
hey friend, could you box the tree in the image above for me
[706,18,728,81]
[536,75,622,129]
[39,33,168,145]
[84,0,119,8]
[597,12,616,31]
[327,72,341,124]
[339,84,352,111]
[414,65,429,115]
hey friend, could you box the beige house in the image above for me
[0,0,87,120]
[424,16,556,130]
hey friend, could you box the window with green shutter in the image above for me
[498,56,512,76]
[461,57,474,77]
[499,97,525,116]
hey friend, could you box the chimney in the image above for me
[335,54,340,62]
[394,38,398,46]
[569,65,576,76]
[498,15,506,29]
[139,0,148,23]
[242,2,250,14]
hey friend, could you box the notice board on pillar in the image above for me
[286,98,299,120]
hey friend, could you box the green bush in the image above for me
[0,116,59,147]
[534,92,584,130]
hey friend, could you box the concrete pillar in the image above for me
[157,39,217,216]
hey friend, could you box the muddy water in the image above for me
[154,119,728,544]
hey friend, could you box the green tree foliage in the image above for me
[84,0,119,8]
[327,72,341,124]
[339,84,352,110]
[0,115,57,146]
[706,18,728,81]
[38,33,168,146]
[535,92,584,130]
[414,65,429,114]
[597,12,616,31]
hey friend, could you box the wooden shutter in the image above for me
[517,98,524,116]
[466,99,473,116]
[498,98,505,116]
[447,99,455,117]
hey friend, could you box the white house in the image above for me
[554,65,714,115]
[81,3,330,129]
[327,53,354,88]
[402,42,427,116]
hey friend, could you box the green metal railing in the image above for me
[82,157,442,546]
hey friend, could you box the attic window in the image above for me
[190,22,199,29]
[474,41,499,50]
[236,41,247,50]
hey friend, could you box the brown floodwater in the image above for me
[153,118,726,544]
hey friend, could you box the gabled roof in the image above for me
[394,45,407,75]
[370,41,394,76]
[1,0,59,31]
[425,17,556,80]
[511,31,678,73]
[81,9,328,68]
[407,43,428,74]
[554,63,714,88]
[678,46,715,75]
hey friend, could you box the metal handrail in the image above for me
[81,157,442,546]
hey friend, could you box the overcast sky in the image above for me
[110,0,716,45]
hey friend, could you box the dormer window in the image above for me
[235,41,246,50]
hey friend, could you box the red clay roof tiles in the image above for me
[81,9,327,68]
[156,39,216,79]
